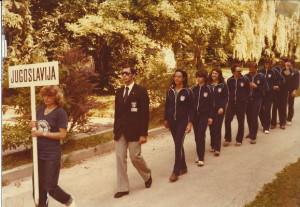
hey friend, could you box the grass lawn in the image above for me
[245,158,300,207]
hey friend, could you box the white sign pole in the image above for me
[30,86,39,206]
[8,61,59,206]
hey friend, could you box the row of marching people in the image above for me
[164,58,299,182]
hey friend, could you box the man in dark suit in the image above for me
[113,66,152,198]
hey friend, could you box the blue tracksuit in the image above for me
[287,69,300,122]
[225,75,250,143]
[164,87,194,175]
[245,72,268,140]
[191,84,213,161]
[209,83,228,151]
[273,67,298,126]
[271,66,285,126]
[258,67,281,131]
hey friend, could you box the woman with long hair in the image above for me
[192,70,213,166]
[30,85,76,207]
[208,68,228,156]
[164,69,194,182]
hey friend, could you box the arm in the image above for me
[219,84,229,111]
[290,70,299,97]
[32,128,67,140]
[164,90,169,121]
[113,90,119,135]
[208,88,214,119]
[293,70,300,90]
[139,87,150,137]
[185,89,194,133]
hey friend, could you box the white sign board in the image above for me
[8,61,59,88]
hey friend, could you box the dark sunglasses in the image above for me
[121,71,132,76]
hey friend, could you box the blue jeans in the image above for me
[37,159,71,207]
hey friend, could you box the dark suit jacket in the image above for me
[113,83,149,142]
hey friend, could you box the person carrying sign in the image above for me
[30,86,76,207]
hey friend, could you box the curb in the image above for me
[2,126,166,185]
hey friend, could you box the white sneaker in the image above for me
[197,161,204,167]
[264,130,270,134]
[287,121,292,126]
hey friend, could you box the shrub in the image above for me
[2,119,31,151]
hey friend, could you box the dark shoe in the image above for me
[214,151,220,156]
[145,176,152,188]
[250,139,256,144]
[169,173,178,182]
[280,125,286,129]
[114,191,129,198]
[270,125,276,129]
[245,134,250,139]
[179,168,188,176]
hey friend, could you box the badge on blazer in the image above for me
[203,92,208,97]
[257,80,260,84]
[218,88,222,93]
[180,95,185,101]
[240,82,244,87]
[131,102,138,112]
[268,74,272,78]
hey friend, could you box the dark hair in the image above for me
[231,64,241,73]
[281,56,291,63]
[208,68,225,84]
[171,69,188,88]
[263,58,273,65]
[247,61,258,68]
[195,70,208,82]
[121,63,137,75]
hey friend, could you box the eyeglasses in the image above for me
[121,72,132,76]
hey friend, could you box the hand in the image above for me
[250,82,257,88]
[217,108,224,115]
[164,120,169,129]
[185,122,192,133]
[139,136,147,144]
[29,121,37,129]
[291,90,297,97]
[31,130,43,137]
[208,118,213,125]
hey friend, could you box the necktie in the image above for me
[124,87,129,102]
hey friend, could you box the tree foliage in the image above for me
[3,0,300,120]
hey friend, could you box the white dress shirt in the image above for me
[123,82,135,97]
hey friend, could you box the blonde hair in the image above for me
[39,85,65,107]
